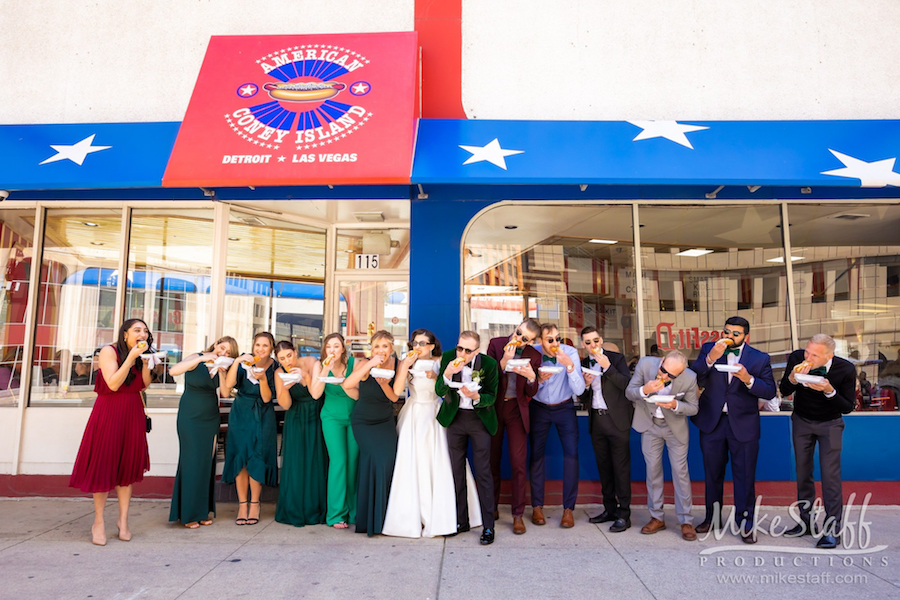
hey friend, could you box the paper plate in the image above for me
[370,368,395,379]
[539,365,564,374]
[583,368,602,377]
[714,364,741,373]
[278,372,302,383]
[794,373,825,385]
[647,394,675,403]
[412,360,435,371]
[317,376,345,384]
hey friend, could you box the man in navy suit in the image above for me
[690,316,776,543]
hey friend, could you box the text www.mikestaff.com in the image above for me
[715,572,868,585]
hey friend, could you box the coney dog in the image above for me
[451,357,466,368]
[322,355,335,366]
[263,81,346,103]
[504,339,523,352]
[721,338,735,346]
[793,360,813,373]
[405,351,419,359]
[136,341,148,350]
[241,356,261,365]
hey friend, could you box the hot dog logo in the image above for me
[225,44,373,151]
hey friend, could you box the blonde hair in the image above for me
[206,336,239,358]
[371,330,394,345]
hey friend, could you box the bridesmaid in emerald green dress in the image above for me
[308,333,361,528]
[168,336,239,528]
[273,341,327,526]
[342,330,400,536]
[221,332,278,526]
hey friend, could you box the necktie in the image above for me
[543,356,557,364]
[809,367,826,376]
[724,346,740,357]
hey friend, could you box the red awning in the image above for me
[163,32,418,187]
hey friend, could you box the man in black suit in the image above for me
[780,333,856,549]
[578,327,633,533]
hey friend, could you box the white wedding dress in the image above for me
[382,363,482,538]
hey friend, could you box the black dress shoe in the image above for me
[588,510,615,524]
[445,524,471,538]
[786,521,812,537]
[740,529,757,544]
[609,518,631,533]
[695,521,712,534]
[480,528,495,545]
[816,535,839,549]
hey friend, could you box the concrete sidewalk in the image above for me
[0,498,897,600]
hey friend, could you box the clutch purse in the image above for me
[145,416,152,434]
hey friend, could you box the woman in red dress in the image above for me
[70,319,152,545]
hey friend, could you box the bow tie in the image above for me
[589,358,596,367]
[515,347,524,357]
[724,346,741,357]
[809,367,827,376]
[543,355,557,364]
[663,379,672,387]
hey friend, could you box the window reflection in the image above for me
[30,210,121,407]
[788,204,900,412]
[0,210,34,407]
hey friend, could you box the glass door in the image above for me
[335,276,409,358]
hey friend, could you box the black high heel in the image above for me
[246,501,260,525]
[235,501,249,526]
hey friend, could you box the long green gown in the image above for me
[275,376,327,526]
[169,358,221,524]
[321,356,359,526]
[350,363,397,536]
[222,362,278,486]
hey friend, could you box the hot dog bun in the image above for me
[263,81,346,103]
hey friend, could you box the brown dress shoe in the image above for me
[681,524,697,541]
[513,516,526,535]
[532,506,546,526]
[640,518,666,534]
[560,508,574,528]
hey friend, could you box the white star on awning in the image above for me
[39,134,112,166]
[459,138,524,170]
[627,120,709,149]
[820,149,900,188]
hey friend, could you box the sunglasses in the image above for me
[583,338,602,345]
[722,328,743,337]
[545,336,563,344]
[456,346,478,354]
[411,340,432,347]
[659,365,679,379]
[515,328,533,344]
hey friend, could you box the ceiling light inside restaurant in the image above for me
[676,248,713,257]
[589,239,616,244]
[766,256,804,263]
[354,211,384,223]
[82,222,99,227]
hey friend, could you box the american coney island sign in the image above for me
[163,32,418,187]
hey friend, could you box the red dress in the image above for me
[69,346,150,493]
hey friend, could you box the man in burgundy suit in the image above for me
[487,319,541,535]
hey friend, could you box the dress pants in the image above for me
[589,408,631,520]
[320,413,359,526]
[641,420,693,525]
[490,398,528,517]
[529,400,579,510]
[791,412,845,532]
[699,412,758,530]
[447,409,495,531]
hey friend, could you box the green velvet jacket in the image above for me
[434,349,499,436]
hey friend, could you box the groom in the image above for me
[436,330,499,545]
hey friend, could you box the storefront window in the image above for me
[788,203,900,412]
[30,209,121,407]
[638,204,790,407]
[338,279,408,356]
[0,210,35,407]
[126,210,215,408]
[464,204,639,359]
[224,212,326,356]
[336,228,410,270]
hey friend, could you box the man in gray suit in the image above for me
[626,351,700,541]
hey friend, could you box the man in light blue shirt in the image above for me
[530,323,585,529]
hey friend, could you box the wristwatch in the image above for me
[566,365,574,373]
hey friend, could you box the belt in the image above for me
[593,408,610,416]
[652,416,668,427]
[505,396,517,402]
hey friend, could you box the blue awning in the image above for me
[411,119,900,188]
[0,122,180,190]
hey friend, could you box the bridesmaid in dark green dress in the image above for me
[168,336,239,528]
[342,330,400,536]
[221,332,277,526]
[273,341,327,526]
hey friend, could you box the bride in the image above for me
[382,329,482,538]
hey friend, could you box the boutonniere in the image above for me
[471,369,485,385]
